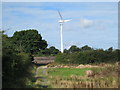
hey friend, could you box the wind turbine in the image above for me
[58,10,71,53]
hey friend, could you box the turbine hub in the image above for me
[58,20,64,23]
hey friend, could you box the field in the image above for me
[35,64,119,88]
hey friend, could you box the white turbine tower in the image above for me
[58,10,71,53]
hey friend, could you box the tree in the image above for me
[11,29,48,53]
[48,46,60,55]
[64,49,69,54]
[81,45,93,51]
[68,45,80,53]
[107,47,113,52]
[41,46,60,55]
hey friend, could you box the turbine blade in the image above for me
[63,19,72,22]
[58,10,63,20]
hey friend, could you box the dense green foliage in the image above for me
[9,29,60,56]
[2,29,59,88]
[56,46,119,64]
[35,46,60,56]
[64,45,93,53]
[2,32,34,88]
[10,29,48,53]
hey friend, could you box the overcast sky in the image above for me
[2,2,118,50]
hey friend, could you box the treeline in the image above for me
[56,45,119,64]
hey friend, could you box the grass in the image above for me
[47,68,93,77]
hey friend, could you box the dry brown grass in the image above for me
[48,75,118,88]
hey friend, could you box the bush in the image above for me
[55,50,119,65]
[2,33,34,88]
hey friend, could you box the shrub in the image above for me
[55,50,119,65]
